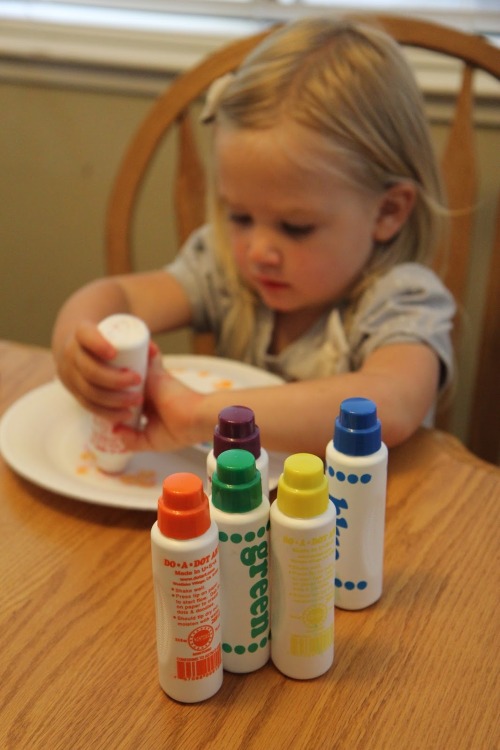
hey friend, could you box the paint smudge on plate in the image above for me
[76,447,158,487]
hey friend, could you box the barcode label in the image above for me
[176,646,222,681]
[290,628,333,657]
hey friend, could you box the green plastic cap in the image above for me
[277,453,328,519]
[211,449,262,513]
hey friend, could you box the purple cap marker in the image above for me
[213,405,262,459]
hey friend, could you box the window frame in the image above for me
[12,1,500,34]
[1,1,498,104]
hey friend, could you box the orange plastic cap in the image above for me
[158,473,211,539]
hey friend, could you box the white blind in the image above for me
[22,1,500,34]
[2,1,498,96]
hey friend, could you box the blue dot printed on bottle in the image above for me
[329,470,375,596]
[335,578,368,591]
[327,466,372,484]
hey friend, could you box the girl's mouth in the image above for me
[256,277,290,291]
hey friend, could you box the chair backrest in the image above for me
[105,14,500,464]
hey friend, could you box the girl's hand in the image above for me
[55,321,144,420]
[115,346,204,453]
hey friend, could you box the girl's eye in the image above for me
[281,222,315,238]
[227,213,315,237]
[228,213,253,227]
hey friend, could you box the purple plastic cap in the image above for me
[213,405,261,459]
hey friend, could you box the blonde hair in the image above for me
[207,17,448,359]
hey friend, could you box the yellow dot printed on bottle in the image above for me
[302,604,328,627]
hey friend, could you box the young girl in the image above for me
[52,17,455,457]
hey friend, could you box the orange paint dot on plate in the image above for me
[214,379,234,389]
[119,470,157,487]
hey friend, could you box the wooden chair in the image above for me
[105,15,500,464]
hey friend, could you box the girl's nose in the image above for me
[246,227,281,266]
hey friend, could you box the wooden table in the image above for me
[1,340,499,750]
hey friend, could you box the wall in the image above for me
[0,73,190,354]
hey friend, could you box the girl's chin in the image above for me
[255,285,295,308]
[263,296,334,321]
[247,279,312,312]
[259,296,296,312]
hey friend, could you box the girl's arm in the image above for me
[119,341,440,454]
[51,270,192,419]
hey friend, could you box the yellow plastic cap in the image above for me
[276,453,328,519]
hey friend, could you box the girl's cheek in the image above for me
[231,242,247,271]
[234,256,248,279]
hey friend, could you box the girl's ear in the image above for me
[373,181,417,243]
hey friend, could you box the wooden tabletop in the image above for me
[1,340,499,750]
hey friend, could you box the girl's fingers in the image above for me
[76,321,116,360]
[114,414,178,453]
[148,340,161,362]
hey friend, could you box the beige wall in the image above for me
[0,76,190,354]
[0,73,498,446]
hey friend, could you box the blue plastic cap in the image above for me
[333,397,381,456]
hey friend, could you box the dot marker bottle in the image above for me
[325,397,388,610]
[206,405,269,496]
[210,449,270,673]
[151,472,223,703]
[90,313,149,473]
[270,453,336,680]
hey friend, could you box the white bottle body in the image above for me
[207,447,269,497]
[270,503,336,680]
[90,314,149,473]
[209,497,271,673]
[325,442,388,610]
[150,520,223,702]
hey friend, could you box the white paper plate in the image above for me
[0,355,286,510]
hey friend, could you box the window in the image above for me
[15,1,500,34]
[1,1,498,90]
